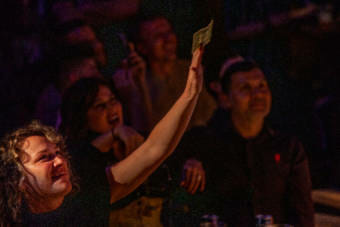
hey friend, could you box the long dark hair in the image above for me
[59,77,116,143]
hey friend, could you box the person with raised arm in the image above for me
[0,47,204,226]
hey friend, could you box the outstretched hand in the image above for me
[183,46,204,99]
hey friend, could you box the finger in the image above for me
[182,167,193,188]
[191,173,202,194]
[187,167,199,193]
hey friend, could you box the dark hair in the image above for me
[52,18,88,39]
[127,14,171,44]
[53,42,97,88]
[0,121,78,225]
[60,77,117,143]
[220,60,259,94]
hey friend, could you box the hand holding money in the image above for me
[192,19,214,53]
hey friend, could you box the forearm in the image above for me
[108,93,199,203]
[107,48,203,203]
[110,91,198,180]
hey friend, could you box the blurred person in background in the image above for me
[112,14,216,135]
[35,42,101,128]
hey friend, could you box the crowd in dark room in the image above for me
[1,0,340,226]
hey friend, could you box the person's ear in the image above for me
[220,93,232,110]
[209,81,222,94]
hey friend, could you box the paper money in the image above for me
[191,19,214,53]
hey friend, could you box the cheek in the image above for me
[232,93,250,108]
[25,164,52,189]
[87,111,110,133]
[152,41,164,54]
[116,104,124,124]
[166,34,177,46]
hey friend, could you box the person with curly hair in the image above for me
[0,47,204,226]
[0,121,78,226]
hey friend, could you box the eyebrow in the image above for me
[94,94,116,104]
[35,149,48,157]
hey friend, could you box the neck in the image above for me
[26,195,64,214]
[231,113,264,139]
[149,59,175,79]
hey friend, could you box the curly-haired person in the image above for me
[0,121,78,226]
[0,47,204,226]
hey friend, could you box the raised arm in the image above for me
[106,47,204,203]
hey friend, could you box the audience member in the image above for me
[0,47,204,226]
[224,0,318,133]
[177,58,314,226]
[59,75,205,226]
[52,19,107,67]
[35,43,101,128]
[113,15,216,134]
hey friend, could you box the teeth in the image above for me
[110,115,119,124]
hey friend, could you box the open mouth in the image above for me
[52,172,68,182]
[109,114,121,128]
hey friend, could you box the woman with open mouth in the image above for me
[57,47,205,226]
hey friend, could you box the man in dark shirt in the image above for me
[178,59,314,226]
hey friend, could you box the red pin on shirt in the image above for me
[275,153,281,163]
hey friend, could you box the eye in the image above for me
[94,103,106,110]
[38,154,48,162]
[259,81,268,90]
[240,84,251,92]
[38,154,55,162]
[109,97,119,106]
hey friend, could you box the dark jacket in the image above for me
[177,108,314,227]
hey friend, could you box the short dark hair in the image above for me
[127,14,171,44]
[220,60,259,94]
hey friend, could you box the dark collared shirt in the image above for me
[177,108,314,227]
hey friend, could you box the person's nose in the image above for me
[164,32,176,42]
[53,155,65,168]
[251,86,266,98]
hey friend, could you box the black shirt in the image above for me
[177,108,314,227]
